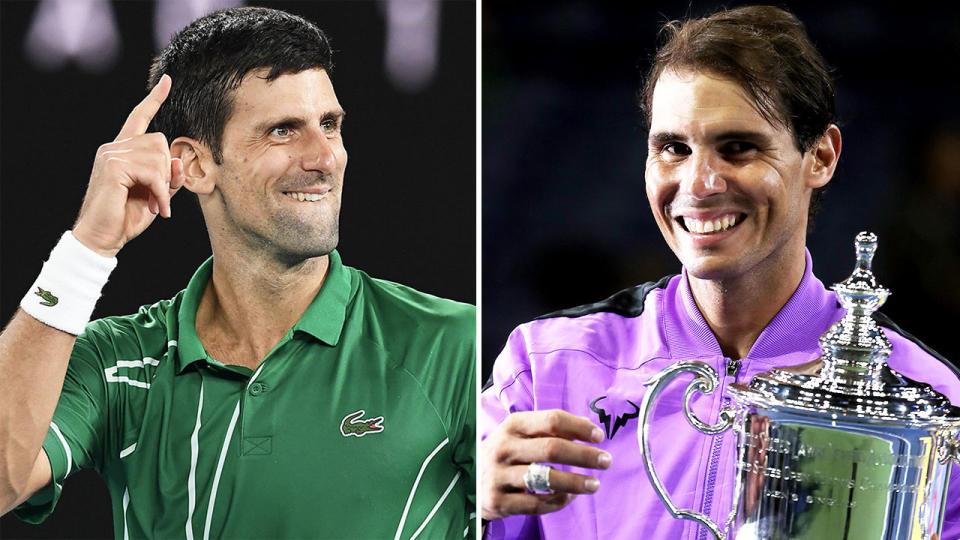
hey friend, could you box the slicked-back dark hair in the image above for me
[148,7,333,164]
[640,6,836,223]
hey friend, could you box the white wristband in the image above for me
[20,231,118,335]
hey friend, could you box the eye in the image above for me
[321,118,341,134]
[656,142,690,162]
[270,126,292,137]
[719,141,757,157]
[663,142,691,156]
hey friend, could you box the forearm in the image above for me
[0,310,76,512]
[0,75,176,517]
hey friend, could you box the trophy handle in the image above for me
[638,360,737,540]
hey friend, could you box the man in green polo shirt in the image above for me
[0,7,475,539]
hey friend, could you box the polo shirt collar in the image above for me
[291,250,353,345]
[174,250,353,374]
[670,249,835,360]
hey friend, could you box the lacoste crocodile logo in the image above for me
[340,410,384,438]
[590,395,640,440]
[34,287,59,307]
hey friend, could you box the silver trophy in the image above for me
[639,232,960,539]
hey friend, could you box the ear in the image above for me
[170,136,215,195]
[805,124,842,189]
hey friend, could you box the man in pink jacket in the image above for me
[480,5,960,539]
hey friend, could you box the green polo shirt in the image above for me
[16,250,476,539]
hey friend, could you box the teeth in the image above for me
[681,214,740,234]
[284,192,326,202]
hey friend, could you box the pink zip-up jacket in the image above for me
[481,251,960,539]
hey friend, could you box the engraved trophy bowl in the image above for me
[638,232,960,539]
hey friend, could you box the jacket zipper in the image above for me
[726,358,741,377]
[698,358,739,540]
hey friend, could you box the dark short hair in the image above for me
[640,6,836,223]
[148,7,334,163]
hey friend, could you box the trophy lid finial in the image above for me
[833,231,889,313]
[819,231,891,380]
[854,231,877,274]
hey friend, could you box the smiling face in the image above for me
[210,67,347,265]
[645,69,829,283]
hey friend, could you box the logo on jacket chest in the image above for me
[589,395,640,440]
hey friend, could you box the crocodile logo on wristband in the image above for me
[34,287,59,307]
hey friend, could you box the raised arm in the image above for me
[0,75,183,514]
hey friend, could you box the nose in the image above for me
[678,150,727,199]
[301,128,339,173]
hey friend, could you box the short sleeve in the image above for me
[453,361,477,539]
[14,329,109,523]
[450,308,477,537]
[412,300,477,538]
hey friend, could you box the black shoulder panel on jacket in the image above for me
[535,275,676,320]
[875,311,960,381]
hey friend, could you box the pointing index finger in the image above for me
[115,74,172,141]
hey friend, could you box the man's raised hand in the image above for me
[480,409,611,521]
[73,74,185,258]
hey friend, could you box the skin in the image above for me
[481,69,842,523]
[646,69,841,359]
[644,69,943,540]
[0,75,181,514]
[480,410,610,520]
[0,67,347,512]
[174,67,347,369]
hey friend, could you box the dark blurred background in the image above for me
[482,2,960,380]
[1,0,474,537]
